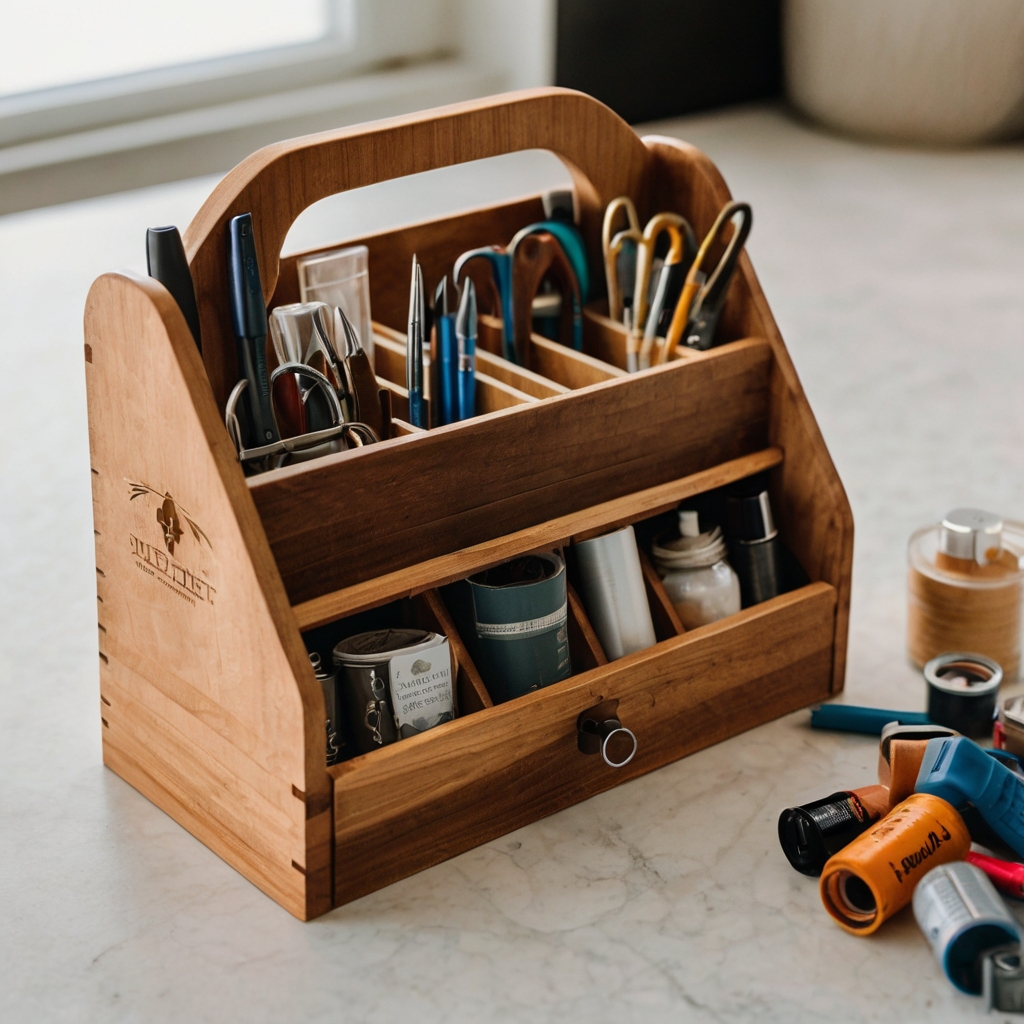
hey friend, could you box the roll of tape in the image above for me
[819,793,971,936]
[924,652,1001,737]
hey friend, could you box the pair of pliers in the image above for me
[661,201,752,362]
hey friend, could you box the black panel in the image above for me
[556,0,782,125]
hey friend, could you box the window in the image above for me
[0,0,555,215]
[1,0,343,98]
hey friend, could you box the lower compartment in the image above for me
[328,579,836,906]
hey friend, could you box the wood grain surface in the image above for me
[252,339,772,606]
[292,447,783,630]
[331,582,836,906]
[84,272,332,920]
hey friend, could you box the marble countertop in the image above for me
[3,104,1024,1023]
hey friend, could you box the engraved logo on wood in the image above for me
[126,480,216,607]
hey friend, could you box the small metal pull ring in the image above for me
[601,724,637,768]
[577,699,637,769]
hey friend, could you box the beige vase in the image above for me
[784,0,1024,144]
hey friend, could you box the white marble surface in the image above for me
[3,104,1024,1022]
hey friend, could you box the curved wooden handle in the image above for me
[183,88,653,402]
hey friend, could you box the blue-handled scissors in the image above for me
[453,246,515,364]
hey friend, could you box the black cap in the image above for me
[778,791,873,876]
[146,225,202,352]
[726,476,777,542]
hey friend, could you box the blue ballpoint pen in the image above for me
[455,278,477,421]
[434,276,457,426]
[406,255,426,428]
[226,213,279,447]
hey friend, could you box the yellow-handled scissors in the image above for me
[660,201,753,363]
[602,197,641,323]
[630,212,691,373]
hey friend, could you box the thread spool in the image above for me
[924,652,1002,736]
[913,861,1020,995]
[908,509,1024,681]
[819,793,971,936]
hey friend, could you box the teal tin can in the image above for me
[467,551,571,703]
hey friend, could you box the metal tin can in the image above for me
[332,629,453,755]
[467,551,571,703]
[913,860,1019,994]
[309,651,345,766]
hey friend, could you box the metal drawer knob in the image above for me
[577,700,637,768]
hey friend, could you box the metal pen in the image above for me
[406,255,425,428]
[226,213,279,446]
[455,278,476,421]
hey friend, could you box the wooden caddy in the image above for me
[84,89,852,920]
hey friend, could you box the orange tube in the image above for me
[819,793,971,935]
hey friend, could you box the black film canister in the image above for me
[925,653,1002,737]
[726,483,783,607]
[778,790,880,876]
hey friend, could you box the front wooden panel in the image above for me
[330,582,836,906]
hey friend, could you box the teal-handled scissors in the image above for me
[453,246,515,364]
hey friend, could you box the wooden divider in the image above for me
[292,446,782,629]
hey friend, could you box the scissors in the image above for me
[453,246,515,363]
[660,201,752,362]
[226,361,379,470]
[509,230,583,365]
[602,197,641,323]
[629,212,695,373]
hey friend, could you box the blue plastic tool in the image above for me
[916,736,1024,860]
[810,704,931,735]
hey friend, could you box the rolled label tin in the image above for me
[913,861,1019,994]
[819,793,971,936]
[333,629,453,755]
[467,551,571,703]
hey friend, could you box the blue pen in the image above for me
[406,255,425,428]
[455,278,476,421]
[226,213,279,446]
[810,704,931,735]
[433,276,457,426]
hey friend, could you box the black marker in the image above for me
[146,225,202,352]
[226,213,279,446]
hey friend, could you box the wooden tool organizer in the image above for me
[84,88,853,920]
